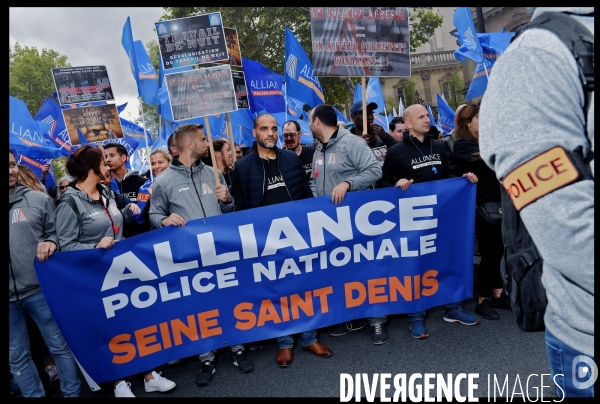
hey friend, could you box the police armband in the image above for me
[502,146,593,211]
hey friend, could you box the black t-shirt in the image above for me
[261,157,292,206]
[298,145,316,180]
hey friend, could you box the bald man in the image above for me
[379,103,480,339]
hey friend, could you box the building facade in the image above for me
[379,7,531,114]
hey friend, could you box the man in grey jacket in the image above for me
[9,149,82,397]
[148,123,253,387]
[308,104,388,344]
[479,7,594,398]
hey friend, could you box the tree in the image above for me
[160,8,443,111]
[9,43,70,115]
[443,67,466,110]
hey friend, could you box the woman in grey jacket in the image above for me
[55,146,176,397]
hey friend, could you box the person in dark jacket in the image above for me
[230,113,332,367]
[453,102,510,320]
[380,104,480,339]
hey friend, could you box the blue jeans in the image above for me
[277,330,317,349]
[545,329,595,398]
[9,291,81,397]
[407,302,463,321]
[199,344,245,363]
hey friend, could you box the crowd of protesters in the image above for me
[9,101,509,397]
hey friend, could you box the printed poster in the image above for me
[165,65,238,121]
[310,7,410,77]
[155,13,228,70]
[62,104,123,145]
[52,66,114,105]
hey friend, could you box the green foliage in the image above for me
[444,67,466,110]
[52,157,67,180]
[408,8,444,52]
[9,43,70,115]
[400,79,417,106]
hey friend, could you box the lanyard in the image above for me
[409,136,437,174]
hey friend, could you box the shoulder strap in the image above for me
[513,12,594,161]
[60,195,82,237]
[513,12,594,97]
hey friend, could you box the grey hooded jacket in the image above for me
[310,127,382,197]
[149,158,234,229]
[9,185,58,301]
[55,183,132,251]
[479,8,594,357]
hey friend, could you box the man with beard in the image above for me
[230,113,332,367]
[148,123,254,387]
[282,119,316,180]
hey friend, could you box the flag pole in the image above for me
[361,76,368,132]
[203,116,220,184]
[138,96,153,182]
[226,112,236,164]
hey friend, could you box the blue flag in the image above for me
[17,154,55,189]
[465,30,515,100]
[129,149,148,174]
[119,117,153,146]
[122,17,160,105]
[242,57,285,114]
[9,96,62,159]
[436,94,456,134]
[76,127,91,146]
[117,102,128,114]
[228,109,255,147]
[34,97,74,157]
[426,105,441,132]
[365,78,386,114]
[353,82,362,103]
[333,106,349,124]
[453,7,484,64]
[101,134,140,159]
[284,27,325,108]
[286,95,305,119]
[296,118,315,145]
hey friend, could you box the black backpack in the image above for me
[500,12,594,332]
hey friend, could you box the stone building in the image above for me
[379,7,531,114]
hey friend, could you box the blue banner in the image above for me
[286,95,305,119]
[453,7,484,64]
[284,27,325,108]
[436,94,456,134]
[10,96,63,159]
[242,57,286,114]
[34,96,74,157]
[16,154,55,189]
[35,178,475,383]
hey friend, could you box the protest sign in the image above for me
[52,66,114,105]
[62,104,124,145]
[155,12,228,70]
[164,65,237,121]
[310,7,410,77]
[36,178,476,383]
[232,70,249,109]
[218,27,243,67]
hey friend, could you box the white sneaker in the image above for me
[144,371,176,393]
[114,380,135,397]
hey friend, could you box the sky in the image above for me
[9,7,166,123]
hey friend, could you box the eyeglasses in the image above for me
[59,185,68,190]
[283,132,299,138]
